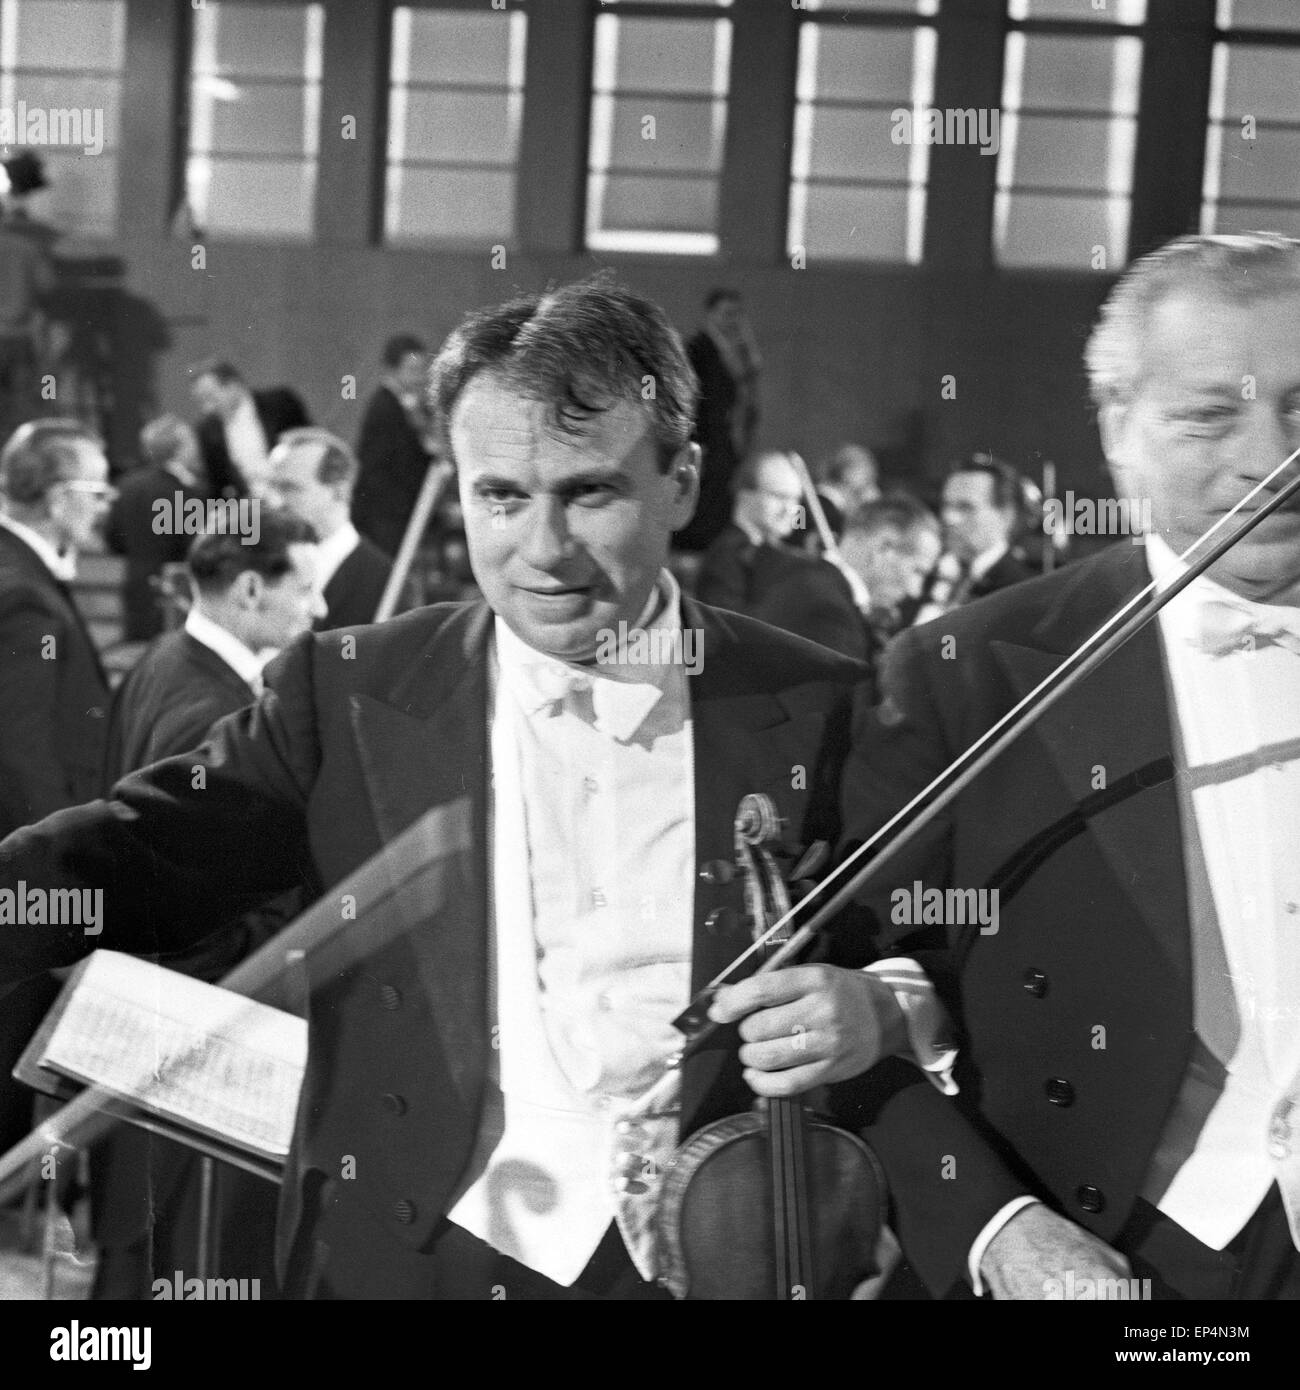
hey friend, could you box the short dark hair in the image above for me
[188,357,243,387]
[382,334,427,369]
[946,452,1023,512]
[273,426,358,488]
[430,275,698,472]
[705,287,741,312]
[0,418,103,506]
[186,507,317,597]
[844,493,939,541]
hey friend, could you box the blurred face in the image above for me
[191,373,242,420]
[742,455,804,543]
[172,425,202,478]
[266,442,341,537]
[842,522,941,611]
[842,457,880,510]
[707,297,744,338]
[49,440,114,551]
[1102,286,1300,606]
[941,471,1014,561]
[393,350,428,398]
[250,542,326,649]
[451,374,698,663]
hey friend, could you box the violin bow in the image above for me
[673,445,1300,1054]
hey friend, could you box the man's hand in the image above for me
[981,1203,1132,1300]
[707,965,905,1098]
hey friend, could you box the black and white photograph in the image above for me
[0,0,1295,1363]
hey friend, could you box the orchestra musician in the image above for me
[0,279,925,1299]
[842,232,1300,1300]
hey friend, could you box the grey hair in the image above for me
[1085,232,1300,410]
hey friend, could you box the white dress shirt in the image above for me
[1144,533,1300,1249]
[0,512,77,582]
[445,572,696,1285]
[967,542,1010,585]
[313,521,360,594]
[223,393,269,495]
[183,606,268,696]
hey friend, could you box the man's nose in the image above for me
[518,498,576,569]
[1244,404,1300,481]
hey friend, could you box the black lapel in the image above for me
[988,546,1190,984]
[347,602,492,1110]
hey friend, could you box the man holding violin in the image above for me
[0,278,920,1299]
[842,233,1300,1300]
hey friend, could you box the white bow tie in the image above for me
[514,660,664,742]
[1189,598,1300,659]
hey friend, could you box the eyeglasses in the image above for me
[58,480,117,500]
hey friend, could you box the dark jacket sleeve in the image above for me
[0,632,322,983]
[837,625,1031,1297]
[0,587,78,834]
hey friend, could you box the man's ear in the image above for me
[669,442,701,519]
[235,570,264,610]
[1097,400,1135,493]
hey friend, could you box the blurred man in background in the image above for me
[94,510,322,1300]
[674,288,762,552]
[838,494,942,651]
[190,358,309,501]
[0,418,112,1152]
[267,427,392,631]
[105,414,210,641]
[812,444,882,542]
[353,333,437,560]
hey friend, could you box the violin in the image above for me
[654,794,887,1300]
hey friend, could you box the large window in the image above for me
[586,0,733,255]
[1201,0,1300,238]
[186,1,325,240]
[993,0,1146,271]
[0,0,126,238]
[386,2,527,245]
[787,1,938,266]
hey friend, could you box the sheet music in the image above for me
[39,950,307,1158]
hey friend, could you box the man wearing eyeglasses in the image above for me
[0,417,114,1151]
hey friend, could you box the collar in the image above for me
[968,542,1009,583]
[734,515,765,547]
[184,605,268,693]
[493,570,684,742]
[314,521,360,591]
[0,512,76,581]
[1145,532,1300,646]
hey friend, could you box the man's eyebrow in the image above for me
[469,473,529,492]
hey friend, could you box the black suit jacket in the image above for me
[968,548,1035,601]
[352,386,431,560]
[198,387,310,498]
[0,598,868,1297]
[0,527,109,837]
[104,630,256,781]
[839,543,1207,1297]
[104,467,209,641]
[697,525,868,661]
[317,535,393,632]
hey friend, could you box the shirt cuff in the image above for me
[862,957,959,1097]
[967,1196,1042,1296]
